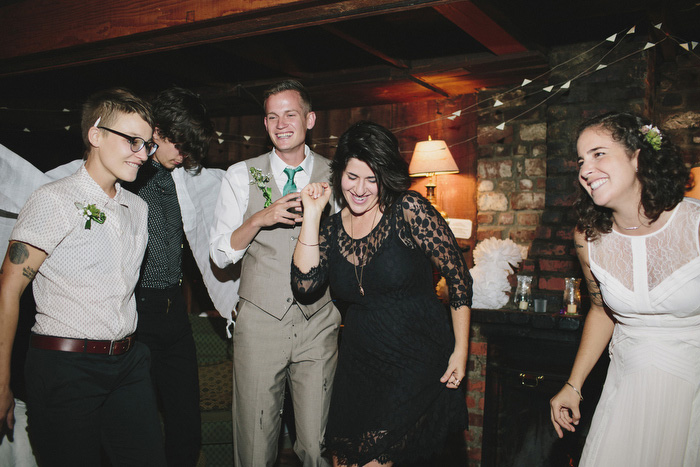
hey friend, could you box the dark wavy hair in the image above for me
[575,111,689,240]
[81,88,153,157]
[331,121,411,211]
[152,86,214,174]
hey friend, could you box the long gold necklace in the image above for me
[350,206,379,296]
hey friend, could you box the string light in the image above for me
[1,22,697,150]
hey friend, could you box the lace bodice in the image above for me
[292,191,472,309]
[589,198,700,322]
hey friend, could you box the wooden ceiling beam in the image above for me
[433,1,527,55]
[0,0,457,77]
[321,24,453,98]
[321,24,409,69]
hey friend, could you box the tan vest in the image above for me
[238,151,333,319]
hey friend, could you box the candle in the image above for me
[519,300,529,311]
[567,304,577,314]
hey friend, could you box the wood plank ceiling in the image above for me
[0,0,697,126]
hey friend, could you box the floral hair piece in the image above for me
[640,124,663,151]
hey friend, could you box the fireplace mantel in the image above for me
[473,308,607,467]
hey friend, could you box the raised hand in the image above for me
[300,182,331,219]
[256,192,304,227]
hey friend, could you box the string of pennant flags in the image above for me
[2,21,697,153]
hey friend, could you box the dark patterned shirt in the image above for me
[136,159,183,289]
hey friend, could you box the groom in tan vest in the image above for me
[209,80,339,467]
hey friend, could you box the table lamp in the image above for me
[408,136,459,219]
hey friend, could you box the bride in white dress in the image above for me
[549,111,700,467]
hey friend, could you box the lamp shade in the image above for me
[408,138,459,177]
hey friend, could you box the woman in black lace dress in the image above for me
[291,121,472,466]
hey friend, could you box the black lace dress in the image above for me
[291,191,473,465]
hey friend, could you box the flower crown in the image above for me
[640,124,663,151]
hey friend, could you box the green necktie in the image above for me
[283,166,303,195]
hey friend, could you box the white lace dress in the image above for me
[581,198,700,467]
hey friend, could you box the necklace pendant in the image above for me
[359,285,365,296]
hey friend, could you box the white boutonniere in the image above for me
[249,167,273,208]
[75,202,106,229]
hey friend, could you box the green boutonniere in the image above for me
[249,167,273,208]
[75,202,106,229]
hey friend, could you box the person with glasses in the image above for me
[210,80,340,467]
[124,86,214,466]
[0,88,167,466]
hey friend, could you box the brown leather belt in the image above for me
[30,333,135,356]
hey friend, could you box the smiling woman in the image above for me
[292,121,473,466]
[550,111,700,467]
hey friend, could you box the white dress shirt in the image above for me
[209,146,315,269]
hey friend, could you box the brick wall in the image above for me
[466,36,699,465]
[476,38,650,308]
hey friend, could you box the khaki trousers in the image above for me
[232,300,340,467]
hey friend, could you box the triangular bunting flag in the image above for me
[494,100,503,107]
[596,64,608,70]
[452,110,461,117]
[218,138,224,144]
[521,79,532,86]
[64,126,70,131]
[447,116,457,121]
[692,41,698,49]
[681,43,690,51]
[496,123,505,130]
[643,42,655,50]
[654,23,662,29]
[244,135,251,141]
[606,33,617,42]
[561,81,571,89]
[216,131,222,136]
[62,108,70,112]
[330,135,338,139]
[627,26,636,34]
[543,86,554,92]
[23,128,30,132]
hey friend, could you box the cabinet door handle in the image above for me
[519,373,543,387]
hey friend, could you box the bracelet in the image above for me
[566,381,584,401]
[297,238,319,247]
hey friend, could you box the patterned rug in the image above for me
[199,360,232,412]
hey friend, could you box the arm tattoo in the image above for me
[22,266,37,281]
[574,241,584,249]
[9,242,29,264]
[586,277,603,306]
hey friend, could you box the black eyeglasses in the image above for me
[98,126,158,156]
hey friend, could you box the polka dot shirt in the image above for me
[10,165,148,340]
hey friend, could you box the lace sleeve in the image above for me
[291,215,334,296]
[398,192,473,308]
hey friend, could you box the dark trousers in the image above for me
[25,341,166,467]
[136,287,201,467]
